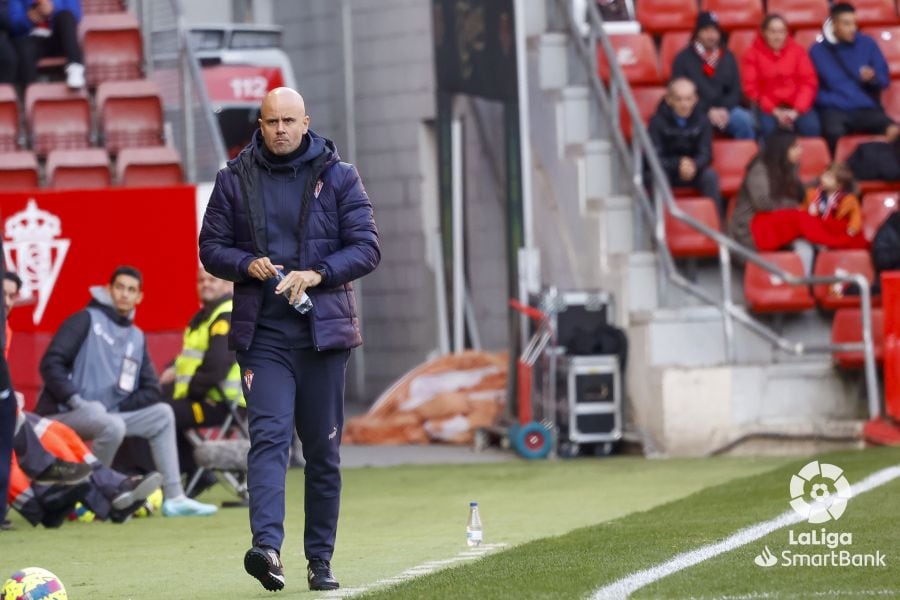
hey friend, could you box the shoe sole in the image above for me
[245,551,285,592]
[33,469,92,486]
[309,581,340,591]
[112,472,163,510]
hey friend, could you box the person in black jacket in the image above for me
[672,11,755,139]
[0,236,16,530]
[36,265,217,517]
[648,77,723,213]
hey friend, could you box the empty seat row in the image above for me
[0,81,163,157]
[743,249,879,313]
[0,147,184,189]
[636,0,900,34]
[601,26,900,88]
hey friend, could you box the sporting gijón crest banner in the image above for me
[0,186,200,333]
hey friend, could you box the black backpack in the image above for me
[847,141,900,182]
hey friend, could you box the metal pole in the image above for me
[513,0,534,251]
[340,0,365,402]
[179,16,196,182]
[451,118,465,353]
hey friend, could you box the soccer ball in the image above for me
[1,567,67,600]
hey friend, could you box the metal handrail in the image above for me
[555,0,881,418]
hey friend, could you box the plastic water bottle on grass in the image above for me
[275,269,313,314]
[467,501,483,547]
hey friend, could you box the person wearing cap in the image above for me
[809,2,898,153]
[671,11,755,140]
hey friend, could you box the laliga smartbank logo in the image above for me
[753,461,887,569]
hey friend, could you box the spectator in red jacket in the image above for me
[742,14,821,138]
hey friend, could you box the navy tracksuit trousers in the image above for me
[238,342,349,561]
[0,393,15,522]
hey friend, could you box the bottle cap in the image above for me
[470,501,478,507]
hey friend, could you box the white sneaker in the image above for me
[65,63,85,89]
[162,495,218,517]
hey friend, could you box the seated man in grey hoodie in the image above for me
[36,266,217,517]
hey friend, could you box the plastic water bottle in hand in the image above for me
[275,269,313,314]
[466,501,483,547]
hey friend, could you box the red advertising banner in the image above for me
[1,186,200,334]
[202,64,285,104]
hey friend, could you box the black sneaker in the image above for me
[109,472,164,523]
[244,546,285,591]
[0,518,12,531]
[307,558,339,591]
[33,459,92,486]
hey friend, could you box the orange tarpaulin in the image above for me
[344,351,508,445]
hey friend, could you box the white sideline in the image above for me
[320,542,508,598]
[590,465,900,600]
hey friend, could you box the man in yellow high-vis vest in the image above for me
[160,268,244,494]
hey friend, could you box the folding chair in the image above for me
[185,392,250,504]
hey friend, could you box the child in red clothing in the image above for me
[801,163,864,245]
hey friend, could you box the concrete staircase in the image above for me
[524,3,867,456]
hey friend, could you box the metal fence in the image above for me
[132,0,227,183]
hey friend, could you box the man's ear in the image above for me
[135,291,144,306]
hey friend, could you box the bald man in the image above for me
[199,87,380,592]
[647,77,723,215]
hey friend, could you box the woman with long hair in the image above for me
[729,131,804,246]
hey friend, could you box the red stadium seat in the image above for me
[82,0,125,14]
[861,191,899,241]
[0,84,19,152]
[832,307,885,368]
[812,250,875,310]
[659,31,692,81]
[883,82,900,122]
[853,0,900,27]
[117,146,184,187]
[636,0,698,35]
[712,139,758,196]
[767,0,830,30]
[702,0,764,32]
[46,148,111,189]
[24,83,90,157]
[725,29,758,62]
[793,28,823,48]
[597,34,662,86]
[744,252,815,312]
[0,151,39,189]
[620,86,666,141]
[79,13,142,87]
[797,137,831,183]
[864,27,900,78]
[97,79,164,154]
[664,197,722,258]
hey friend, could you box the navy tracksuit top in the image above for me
[254,133,326,349]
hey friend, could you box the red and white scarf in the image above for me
[693,41,721,77]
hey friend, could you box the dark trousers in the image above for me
[13,9,83,85]
[0,393,15,522]
[0,33,16,84]
[237,343,349,561]
[167,398,231,476]
[819,107,895,154]
[673,167,724,217]
[13,416,57,477]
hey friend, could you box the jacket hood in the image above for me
[88,286,135,326]
[229,129,340,176]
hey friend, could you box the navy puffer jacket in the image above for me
[199,130,380,351]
